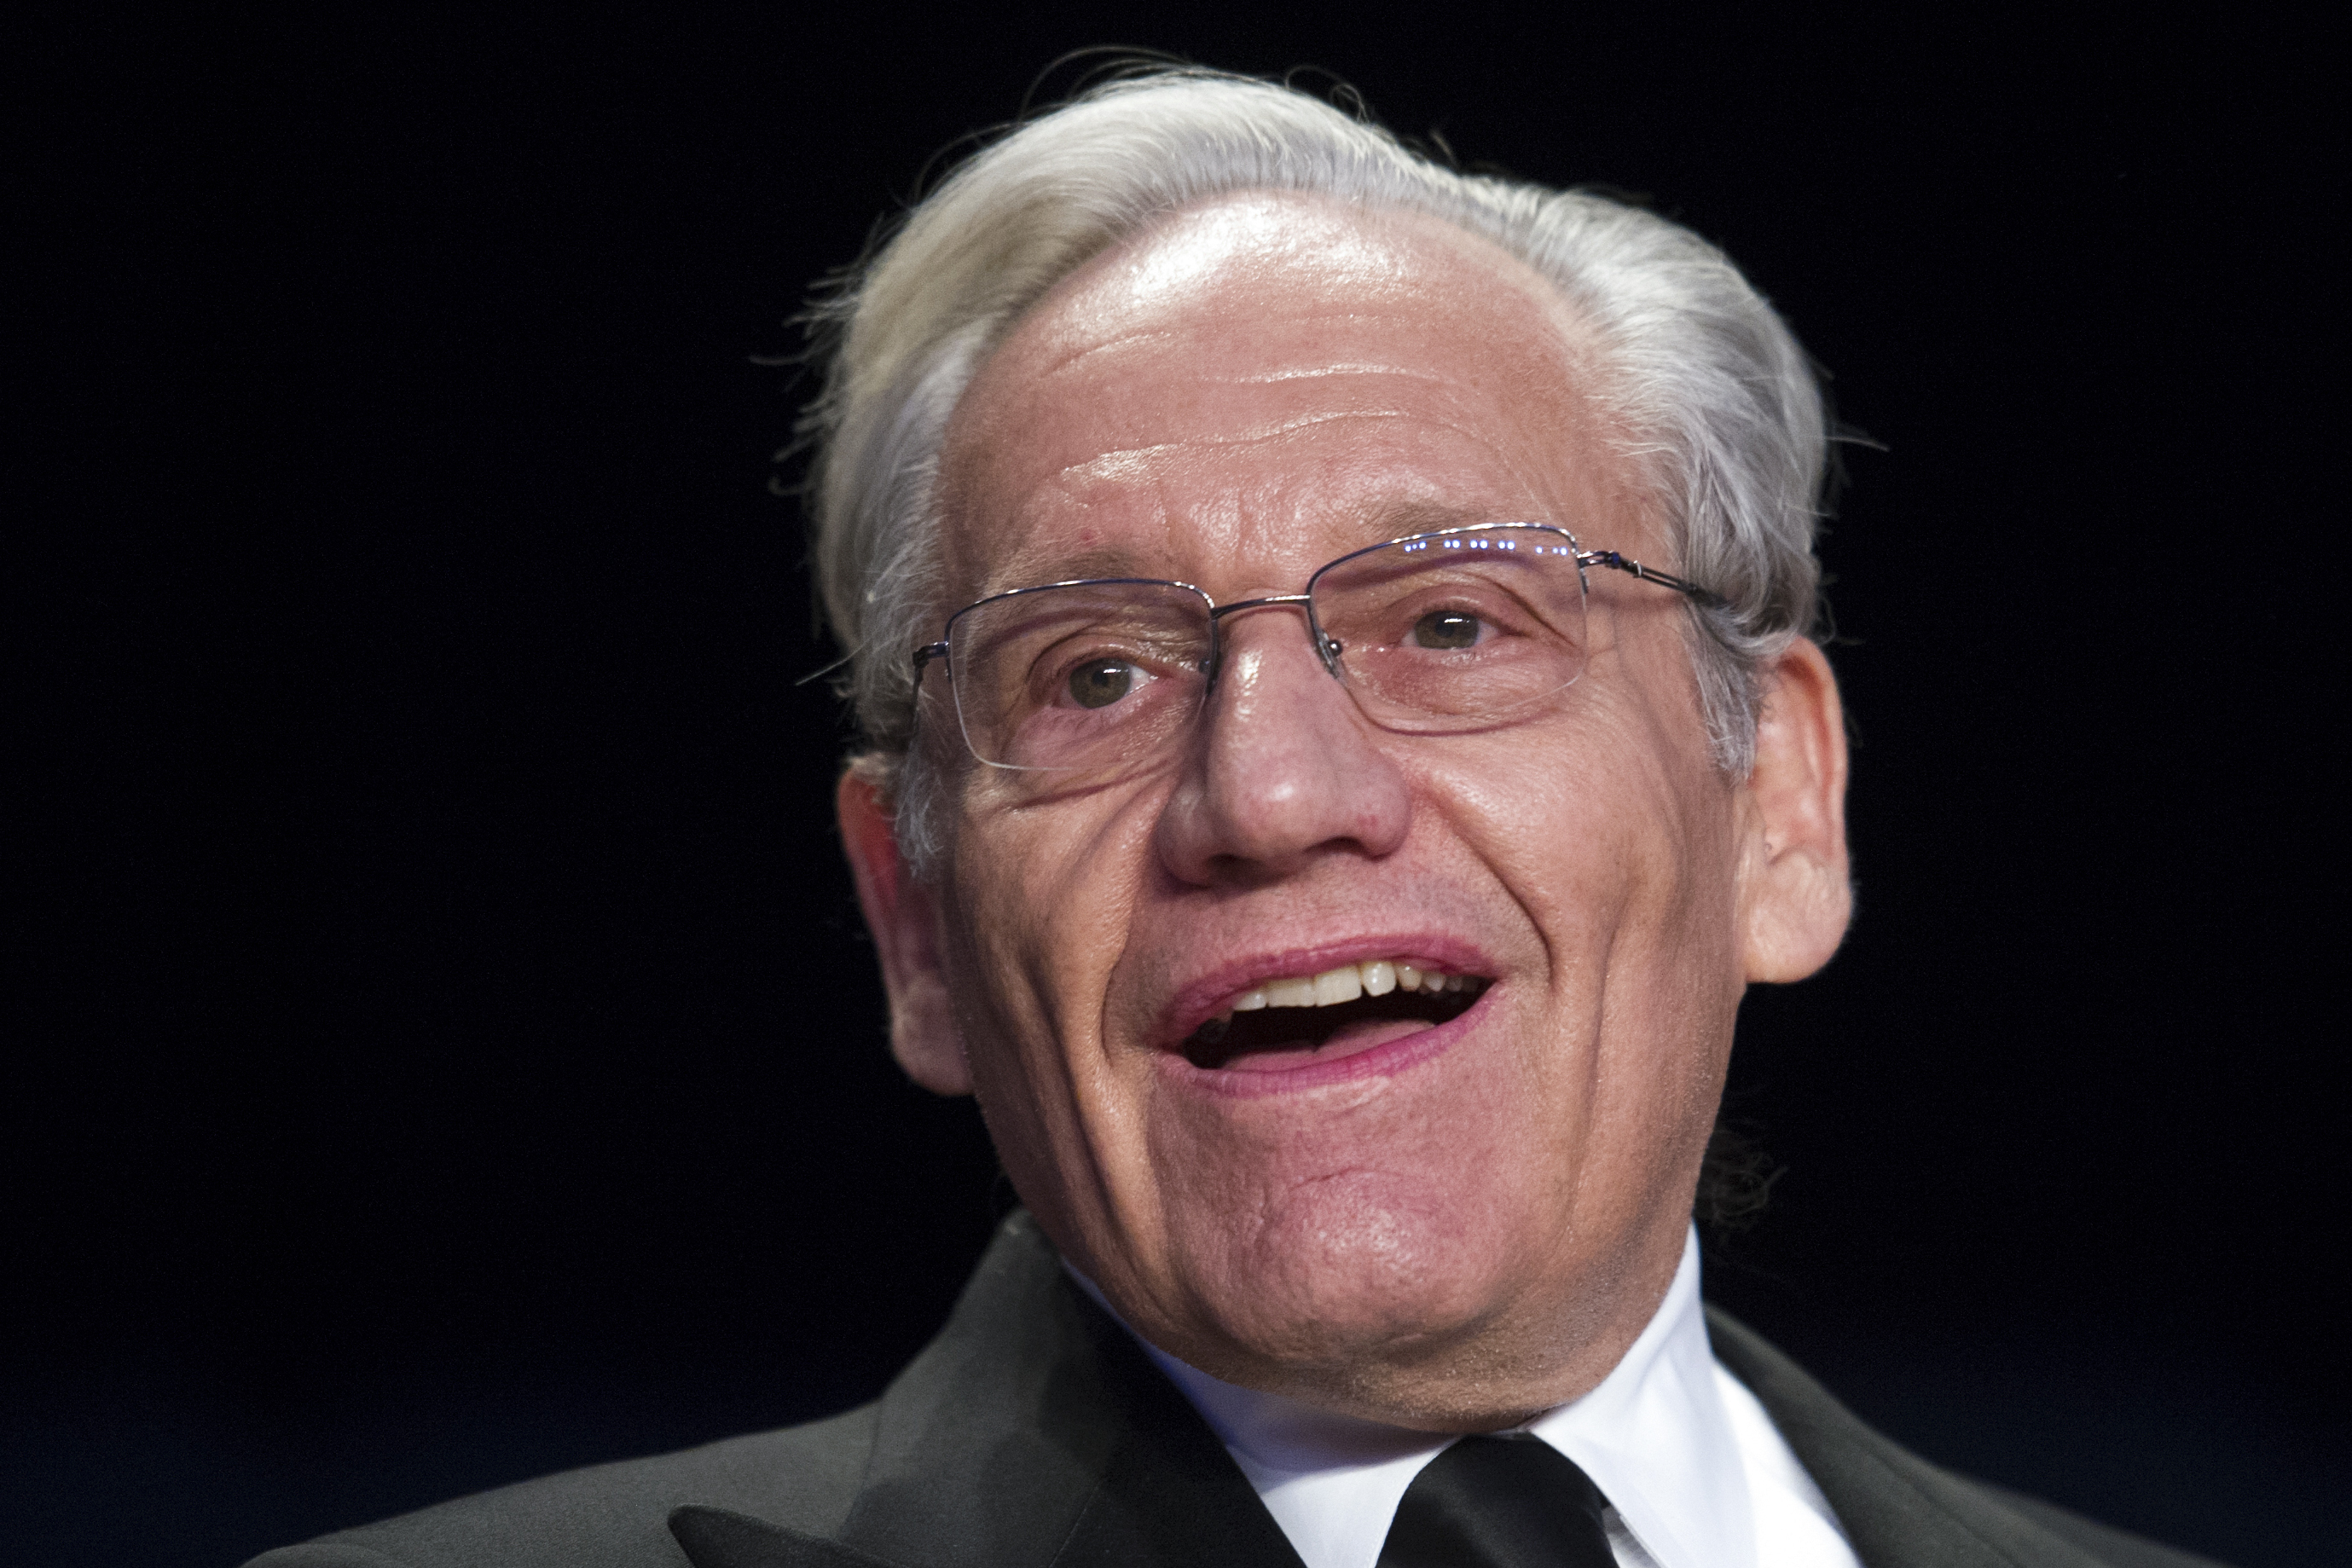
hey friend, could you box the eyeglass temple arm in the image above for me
[912,641,948,673]
[1578,551,1730,611]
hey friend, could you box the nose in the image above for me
[1154,603,1412,885]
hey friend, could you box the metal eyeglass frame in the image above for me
[909,524,1726,761]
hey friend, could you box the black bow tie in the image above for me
[1377,1433,1618,1568]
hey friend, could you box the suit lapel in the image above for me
[1027,1291,1312,1567]
[669,1505,901,1567]
[690,1218,2141,1568]
[1706,1309,2113,1568]
[672,1213,1302,1568]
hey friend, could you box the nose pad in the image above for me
[1315,630,1345,679]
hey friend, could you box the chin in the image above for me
[1166,1172,1534,1390]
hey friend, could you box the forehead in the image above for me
[937,193,1637,597]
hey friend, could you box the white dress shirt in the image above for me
[1075,1227,1859,1568]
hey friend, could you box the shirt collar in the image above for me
[1069,1226,1754,1568]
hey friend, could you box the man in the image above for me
[251,68,2218,1568]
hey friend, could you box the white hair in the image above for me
[800,68,1827,870]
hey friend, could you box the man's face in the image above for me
[856,194,1839,1427]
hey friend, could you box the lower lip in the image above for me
[1160,989,1492,1099]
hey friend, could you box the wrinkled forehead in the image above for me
[935,192,1638,600]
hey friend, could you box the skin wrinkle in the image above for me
[963,796,1162,1296]
[1032,329,1459,387]
[988,417,1560,607]
[1078,815,1158,1294]
[843,189,1851,1431]
[1224,363,1455,386]
[1052,409,1416,479]
[1036,408,1537,504]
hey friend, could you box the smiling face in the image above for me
[840,192,1851,1429]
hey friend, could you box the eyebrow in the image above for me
[1362,500,1510,539]
[977,501,1531,595]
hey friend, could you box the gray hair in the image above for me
[801,68,1827,869]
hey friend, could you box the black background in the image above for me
[12,6,2341,1566]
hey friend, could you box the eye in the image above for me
[1067,659,1137,709]
[1411,610,1483,650]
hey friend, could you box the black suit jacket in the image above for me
[246,1212,2222,1568]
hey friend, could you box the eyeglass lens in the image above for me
[937,527,1592,773]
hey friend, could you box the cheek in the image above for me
[1418,686,1741,1099]
[1480,605,1733,930]
[1409,714,1662,956]
[938,782,1168,1196]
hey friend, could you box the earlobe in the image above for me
[837,768,975,1096]
[1736,639,1854,984]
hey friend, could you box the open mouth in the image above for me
[1181,958,1491,1071]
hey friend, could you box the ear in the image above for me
[1735,637,1853,983]
[837,768,974,1095]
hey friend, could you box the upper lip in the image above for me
[1153,932,1499,1050]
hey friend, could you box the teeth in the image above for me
[1225,958,1481,1015]
[1312,965,1362,1005]
[1265,976,1318,1008]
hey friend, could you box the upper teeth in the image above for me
[1230,959,1476,1014]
